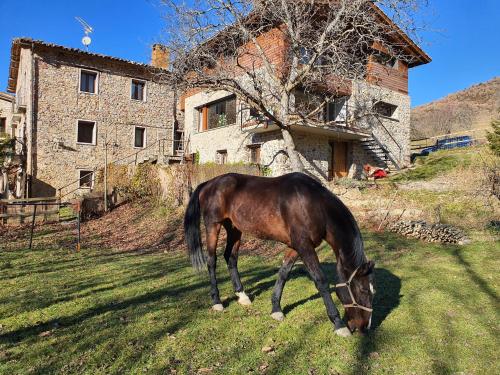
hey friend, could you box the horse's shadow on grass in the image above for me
[244,261,401,330]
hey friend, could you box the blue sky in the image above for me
[0,0,498,107]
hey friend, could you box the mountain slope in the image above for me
[411,77,500,139]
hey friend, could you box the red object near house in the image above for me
[372,169,388,179]
[363,164,388,179]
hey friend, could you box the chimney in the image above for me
[151,44,170,69]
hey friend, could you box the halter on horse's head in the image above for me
[335,260,375,333]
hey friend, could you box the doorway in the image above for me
[329,141,349,180]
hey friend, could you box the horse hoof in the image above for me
[212,304,224,312]
[236,292,252,306]
[271,312,285,321]
[334,327,352,337]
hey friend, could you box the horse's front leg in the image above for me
[206,223,223,311]
[299,247,352,337]
[270,248,298,321]
[223,224,251,306]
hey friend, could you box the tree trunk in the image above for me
[281,127,305,173]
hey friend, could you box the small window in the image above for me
[77,120,96,144]
[131,80,145,101]
[248,145,261,164]
[298,47,324,66]
[79,170,94,189]
[298,47,312,64]
[374,53,399,69]
[0,118,6,134]
[80,70,97,93]
[134,127,146,148]
[217,150,228,164]
[373,101,398,118]
[249,107,260,119]
[294,90,324,120]
[326,97,348,122]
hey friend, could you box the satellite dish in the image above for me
[82,36,92,47]
[75,16,94,50]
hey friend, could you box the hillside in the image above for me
[411,77,500,139]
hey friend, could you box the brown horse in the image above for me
[184,172,375,336]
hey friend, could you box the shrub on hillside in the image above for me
[486,119,500,156]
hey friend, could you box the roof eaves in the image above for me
[370,4,431,67]
[0,91,15,102]
[7,37,170,93]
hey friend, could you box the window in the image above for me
[373,101,398,119]
[249,107,260,119]
[80,70,97,93]
[298,47,312,64]
[248,144,261,164]
[326,97,348,123]
[0,118,5,134]
[77,120,96,144]
[134,126,146,148]
[198,96,236,131]
[373,53,399,69]
[131,79,145,101]
[298,47,324,66]
[217,150,228,164]
[79,170,94,189]
[294,90,324,120]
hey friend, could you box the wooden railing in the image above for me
[411,128,490,151]
[0,196,60,225]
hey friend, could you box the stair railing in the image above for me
[373,115,403,165]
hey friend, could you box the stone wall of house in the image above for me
[29,47,175,197]
[253,131,335,180]
[184,86,411,182]
[184,90,252,163]
[185,90,338,181]
[353,81,411,168]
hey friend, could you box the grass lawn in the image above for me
[390,147,478,182]
[0,230,498,374]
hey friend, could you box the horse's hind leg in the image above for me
[270,248,298,321]
[299,247,352,337]
[223,223,251,306]
[206,223,223,311]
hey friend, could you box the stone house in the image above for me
[181,12,431,181]
[7,38,179,198]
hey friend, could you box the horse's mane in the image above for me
[327,190,366,270]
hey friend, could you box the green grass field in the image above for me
[0,229,498,374]
[391,147,478,182]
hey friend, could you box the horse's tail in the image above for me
[184,182,207,271]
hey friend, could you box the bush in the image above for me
[96,162,262,208]
[0,134,14,166]
[95,163,161,202]
[486,119,500,156]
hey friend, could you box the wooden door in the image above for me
[329,141,348,179]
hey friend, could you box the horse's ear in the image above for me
[359,260,375,276]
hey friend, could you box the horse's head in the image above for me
[335,260,375,334]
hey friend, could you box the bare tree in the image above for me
[160,0,427,171]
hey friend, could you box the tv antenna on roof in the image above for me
[75,16,93,50]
